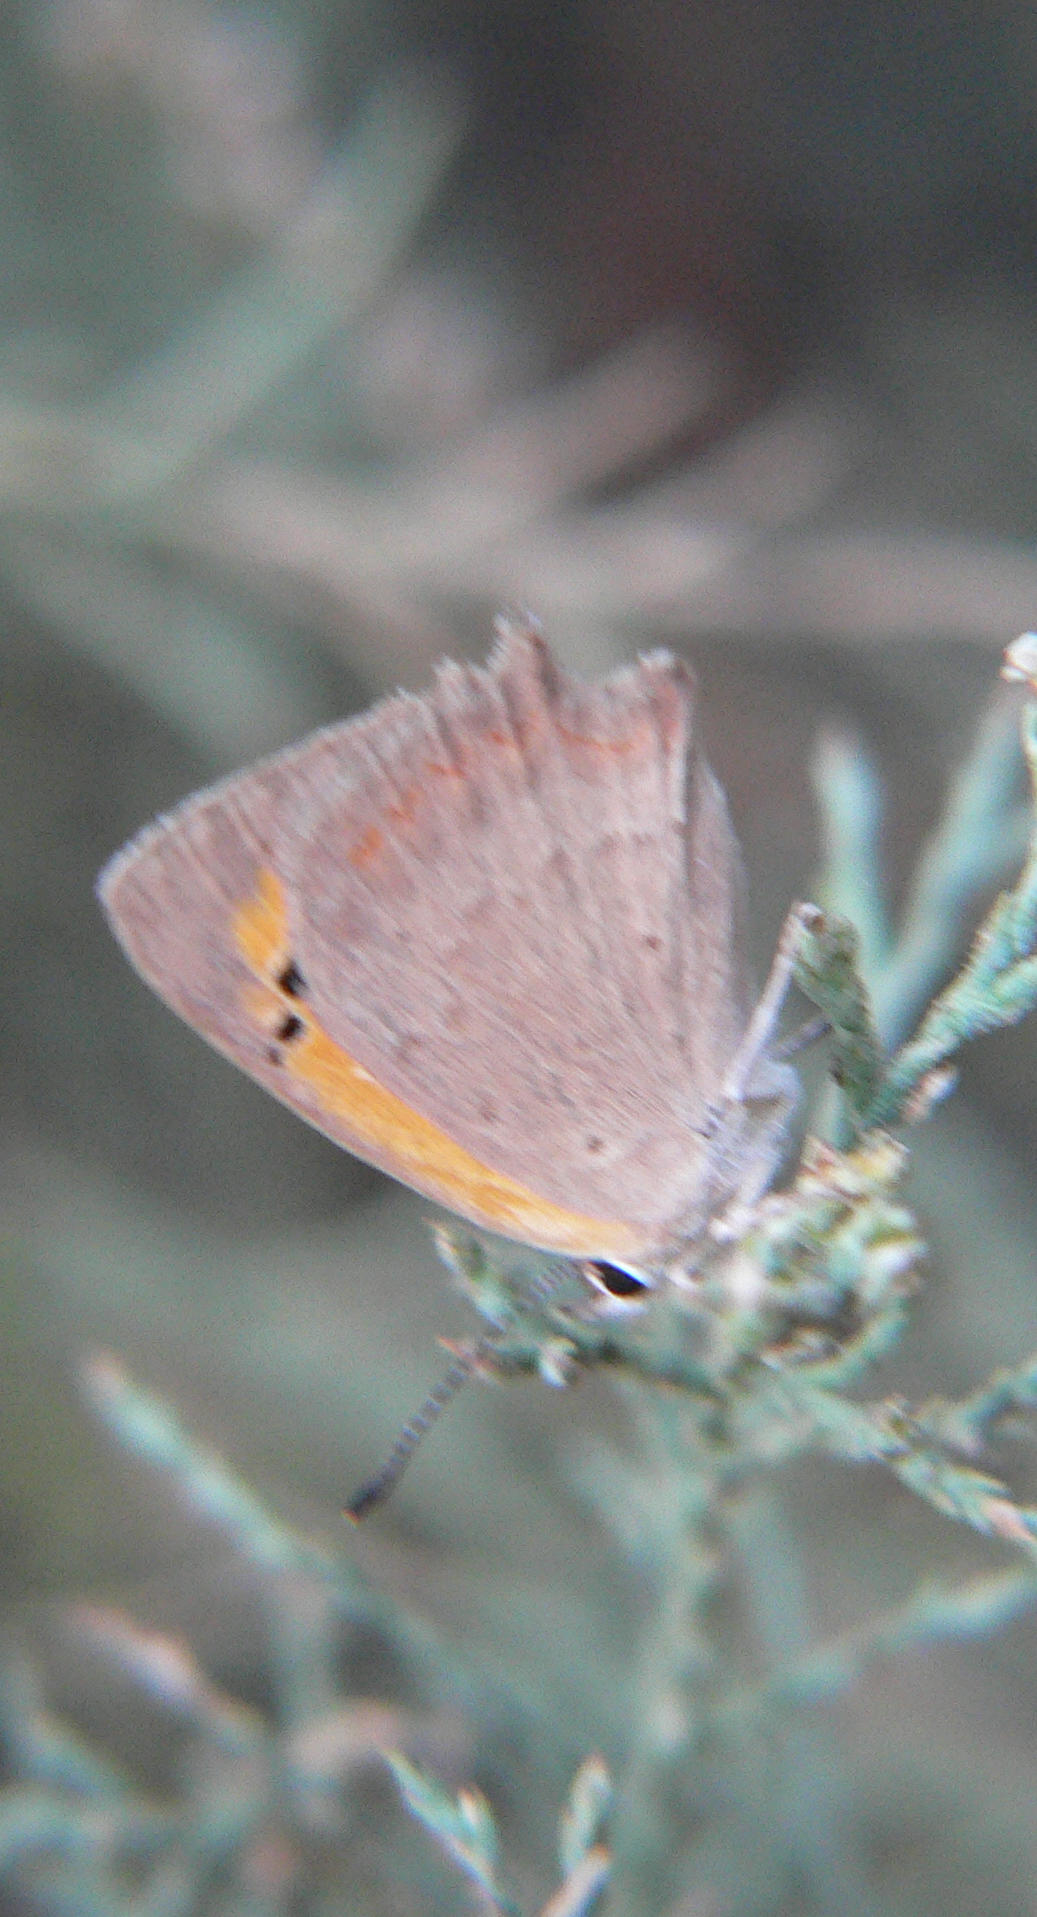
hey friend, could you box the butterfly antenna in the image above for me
[345,1260,576,1521]
[345,1333,498,1522]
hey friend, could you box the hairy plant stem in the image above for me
[607,1395,726,1914]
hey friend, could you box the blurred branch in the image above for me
[810,727,892,977]
[0,522,324,757]
[177,327,721,596]
[722,1561,1037,1729]
[871,694,1029,1046]
[867,701,1037,1124]
[72,1605,263,1756]
[79,1353,498,1719]
[94,70,466,488]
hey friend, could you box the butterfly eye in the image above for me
[580,1259,653,1307]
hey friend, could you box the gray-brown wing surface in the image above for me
[100,619,792,1259]
[279,622,762,1243]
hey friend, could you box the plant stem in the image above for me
[607,1398,724,1913]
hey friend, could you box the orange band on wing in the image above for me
[233,870,642,1259]
[235,866,294,979]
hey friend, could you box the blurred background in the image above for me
[5,0,1037,1910]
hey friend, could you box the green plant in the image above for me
[5,676,1037,1916]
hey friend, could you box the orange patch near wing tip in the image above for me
[233,866,292,978]
[230,866,642,1260]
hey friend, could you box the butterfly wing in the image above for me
[100,620,794,1262]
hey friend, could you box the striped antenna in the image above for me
[345,1335,497,1522]
[345,1260,578,1521]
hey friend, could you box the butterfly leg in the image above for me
[721,902,823,1104]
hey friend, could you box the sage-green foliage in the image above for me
[5,686,1037,1913]
[386,1754,516,1912]
[867,707,1037,1128]
[385,1750,611,1916]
